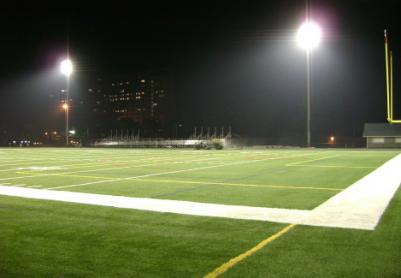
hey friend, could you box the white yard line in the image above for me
[0,155,189,173]
[1,153,399,230]
[48,152,318,190]
[0,152,316,183]
[0,157,222,182]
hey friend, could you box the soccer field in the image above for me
[0,148,400,277]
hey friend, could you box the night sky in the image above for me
[0,0,400,145]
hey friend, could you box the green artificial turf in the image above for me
[0,195,286,277]
[0,148,398,209]
[0,148,400,277]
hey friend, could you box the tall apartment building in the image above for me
[71,69,175,138]
[106,70,174,125]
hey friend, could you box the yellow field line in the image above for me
[47,152,321,190]
[288,164,375,169]
[54,173,116,180]
[286,155,340,166]
[16,171,35,175]
[204,224,297,278]
[15,171,114,180]
[6,157,221,182]
[134,178,342,191]
[14,173,342,191]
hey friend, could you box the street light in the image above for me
[296,20,321,147]
[60,59,73,145]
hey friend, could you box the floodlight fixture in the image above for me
[60,59,73,77]
[296,21,322,52]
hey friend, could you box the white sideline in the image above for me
[0,154,400,230]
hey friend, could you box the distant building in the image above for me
[73,69,175,138]
[362,123,401,148]
[106,70,175,125]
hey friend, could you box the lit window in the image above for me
[372,138,385,143]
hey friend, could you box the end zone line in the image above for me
[204,224,296,278]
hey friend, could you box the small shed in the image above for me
[362,123,401,148]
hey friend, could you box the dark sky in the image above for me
[0,0,400,144]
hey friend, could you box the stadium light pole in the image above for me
[60,59,73,146]
[296,20,321,147]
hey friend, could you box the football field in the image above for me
[0,148,400,277]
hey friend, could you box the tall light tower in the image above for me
[296,14,321,147]
[60,59,73,146]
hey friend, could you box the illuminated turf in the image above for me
[0,148,400,277]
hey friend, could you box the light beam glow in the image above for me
[62,103,69,110]
[60,59,73,77]
[296,21,322,51]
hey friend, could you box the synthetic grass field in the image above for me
[0,148,400,277]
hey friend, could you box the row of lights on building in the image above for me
[111,80,146,87]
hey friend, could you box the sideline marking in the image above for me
[204,224,296,278]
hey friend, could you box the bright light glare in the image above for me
[62,103,69,110]
[69,130,76,135]
[60,59,73,76]
[330,136,335,142]
[296,21,322,51]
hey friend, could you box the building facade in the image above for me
[362,123,401,148]
[72,69,175,139]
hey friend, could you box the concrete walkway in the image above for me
[0,154,400,230]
